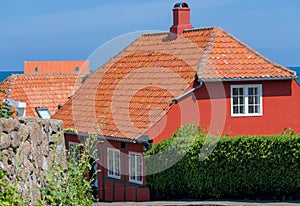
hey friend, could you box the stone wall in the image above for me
[0,117,66,204]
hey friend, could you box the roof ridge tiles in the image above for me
[184,26,219,33]
[219,28,296,77]
[7,75,16,99]
[24,60,87,63]
[13,73,83,77]
[142,32,169,37]
[197,27,219,76]
[141,26,219,37]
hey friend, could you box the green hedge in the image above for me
[145,125,300,200]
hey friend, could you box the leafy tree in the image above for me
[37,132,100,206]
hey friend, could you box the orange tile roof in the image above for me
[192,28,295,80]
[0,74,86,117]
[52,27,296,140]
[24,60,90,75]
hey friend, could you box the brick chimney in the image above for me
[170,2,193,35]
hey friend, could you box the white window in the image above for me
[107,148,120,179]
[129,152,143,184]
[231,84,263,117]
[36,107,51,119]
[69,142,80,163]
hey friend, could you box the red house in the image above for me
[52,2,300,202]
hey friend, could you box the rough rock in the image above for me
[10,131,22,148]
[0,118,20,133]
[0,133,11,149]
[0,117,66,205]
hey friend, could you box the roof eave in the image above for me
[64,131,144,143]
[199,76,297,82]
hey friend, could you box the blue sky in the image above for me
[0,0,299,71]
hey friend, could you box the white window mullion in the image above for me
[129,154,131,179]
[245,86,249,115]
[129,152,143,184]
[107,148,120,179]
[135,155,138,181]
[260,86,263,115]
[134,155,136,181]
[113,152,116,175]
[231,84,262,117]
[116,150,120,176]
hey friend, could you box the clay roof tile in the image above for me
[0,74,86,118]
[53,27,296,140]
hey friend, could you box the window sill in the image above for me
[231,114,263,117]
[107,175,121,180]
[129,180,143,185]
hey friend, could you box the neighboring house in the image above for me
[24,60,90,75]
[52,2,300,202]
[0,60,89,118]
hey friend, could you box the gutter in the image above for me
[64,131,151,144]
[64,131,137,143]
[64,132,153,151]
[199,76,297,82]
[170,80,203,106]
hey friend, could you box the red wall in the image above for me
[63,79,300,202]
[65,134,150,202]
[148,80,300,143]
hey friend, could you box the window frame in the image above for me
[35,107,51,119]
[107,148,121,179]
[68,142,80,163]
[230,84,263,117]
[129,152,143,185]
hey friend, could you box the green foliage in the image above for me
[146,125,300,200]
[282,127,295,135]
[0,89,14,118]
[37,133,100,206]
[0,153,26,206]
[145,123,199,196]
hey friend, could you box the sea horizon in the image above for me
[0,71,23,82]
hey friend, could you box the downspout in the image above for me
[170,80,203,105]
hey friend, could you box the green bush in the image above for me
[37,133,100,206]
[145,125,300,200]
[0,154,26,205]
